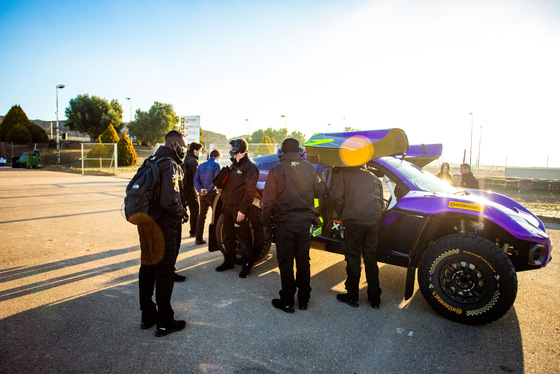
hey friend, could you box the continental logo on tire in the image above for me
[429,249,460,275]
[432,291,462,314]
[449,201,483,212]
[463,251,496,273]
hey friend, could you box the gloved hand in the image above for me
[182,214,189,224]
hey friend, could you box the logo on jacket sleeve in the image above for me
[172,172,183,184]
[291,162,300,166]
[236,170,243,174]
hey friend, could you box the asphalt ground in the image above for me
[0,168,559,374]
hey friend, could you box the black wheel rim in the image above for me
[439,259,489,304]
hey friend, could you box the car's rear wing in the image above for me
[304,129,409,167]
[405,143,443,167]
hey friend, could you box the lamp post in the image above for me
[56,84,65,166]
[126,97,132,123]
[477,125,483,168]
[281,115,287,134]
[469,112,473,165]
[245,119,250,140]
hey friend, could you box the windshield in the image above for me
[381,157,458,194]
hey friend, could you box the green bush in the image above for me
[5,123,32,143]
[29,123,49,142]
[86,138,110,167]
[117,130,137,166]
[0,105,49,142]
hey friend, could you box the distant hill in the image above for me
[202,129,228,144]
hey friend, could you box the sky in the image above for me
[1,0,559,167]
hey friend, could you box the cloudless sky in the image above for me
[1,0,559,167]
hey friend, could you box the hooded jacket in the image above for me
[154,145,187,219]
[330,165,383,224]
[221,154,259,215]
[261,152,324,226]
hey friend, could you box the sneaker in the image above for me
[215,262,235,272]
[272,299,295,314]
[154,320,187,337]
[336,293,359,308]
[195,240,207,245]
[174,273,186,282]
[239,263,252,278]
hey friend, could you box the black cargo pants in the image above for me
[275,221,312,306]
[343,221,382,304]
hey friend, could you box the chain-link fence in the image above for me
[424,162,560,194]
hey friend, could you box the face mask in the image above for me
[174,143,186,160]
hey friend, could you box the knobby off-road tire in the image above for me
[215,206,272,265]
[418,234,517,325]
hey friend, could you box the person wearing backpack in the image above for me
[137,130,189,337]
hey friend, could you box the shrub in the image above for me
[5,123,32,143]
[117,130,137,166]
[29,123,49,142]
[99,123,119,143]
[86,138,109,167]
[0,105,48,142]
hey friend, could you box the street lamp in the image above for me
[245,119,250,139]
[469,112,473,165]
[56,84,65,166]
[281,115,287,133]
[477,125,483,167]
[126,97,132,123]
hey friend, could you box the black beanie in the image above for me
[281,138,299,154]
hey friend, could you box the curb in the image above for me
[537,215,560,224]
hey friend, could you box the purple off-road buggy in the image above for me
[211,129,553,324]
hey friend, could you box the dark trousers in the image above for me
[343,221,381,303]
[221,204,254,264]
[138,217,181,326]
[275,221,312,306]
[185,187,199,236]
[195,194,216,242]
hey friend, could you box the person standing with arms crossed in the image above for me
[261,138,325,313]
[137,130,189,337]
[215,139,260,278]
[193,149,222,245]
[330,164,384,309]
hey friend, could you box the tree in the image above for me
[0,105,49,142]
[5,123,32,143]
[288,130,306,145]
[344,126,361,132]
[128,102,179,146]
[65,94,123,141]
[117,130,137,166]
[99,123,119,143]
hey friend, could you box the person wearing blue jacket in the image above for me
[193,149,222,245]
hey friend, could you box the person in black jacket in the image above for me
[137,130,189,337]
[183,142,202,238]
[460,163,479,189]
[261,138,324,313]
[330,164,383,309]
[215,139,260,278]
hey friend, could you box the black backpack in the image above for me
[124,156,169,225]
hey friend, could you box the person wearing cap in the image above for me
[330,164,384,309]
[215,139,260,278]
[261,138,325,313]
